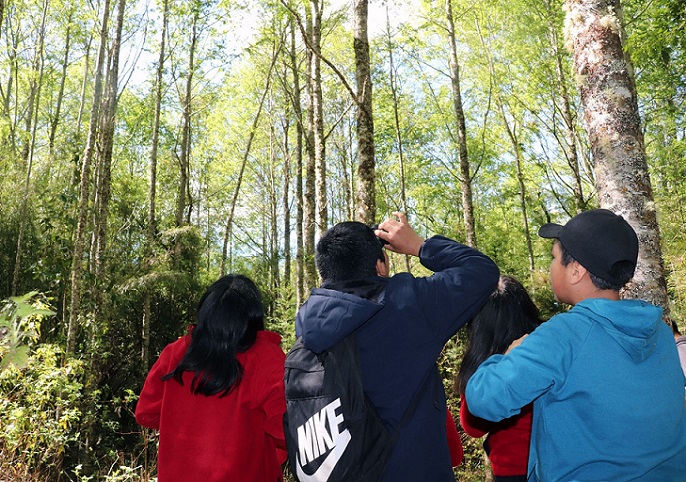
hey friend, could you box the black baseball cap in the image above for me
[538,209,638,285]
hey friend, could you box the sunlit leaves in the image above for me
[0,291,54,370]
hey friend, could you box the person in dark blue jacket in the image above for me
[295,212,499,481]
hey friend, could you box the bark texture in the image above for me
[446,0,477,248]
[565,0,669,312]
[142,0,168,369]
[68,0,111,353]
[303,4,318,291]
[354,0,375,224]
[288,21,305,305]
[310,0,327,236]
[175,8,199,229]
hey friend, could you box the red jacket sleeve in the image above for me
[135,343,177,429]
[446,407,464,467]
[459,395,493,438]
[260,352,288,464]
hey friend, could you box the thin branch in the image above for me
[220,33,286,274]
[279,0,357,102]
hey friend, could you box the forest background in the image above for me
[0,0,684,479]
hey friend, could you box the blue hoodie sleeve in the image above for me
[412,235,500,342]
[465,314,585,421]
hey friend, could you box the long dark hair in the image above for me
[163,274,265,397]
[455,275,544,394]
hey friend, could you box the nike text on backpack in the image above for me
[283,335,428,482]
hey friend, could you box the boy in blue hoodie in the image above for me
[466,209,686,481]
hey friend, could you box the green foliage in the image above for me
[624,0,686,325]
[0,292,55,370]
[267,283,298,349]
[0,345,84,480]
[0,0,684,479]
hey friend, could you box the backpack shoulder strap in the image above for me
[340,333,436,441]
[390,364,436,442]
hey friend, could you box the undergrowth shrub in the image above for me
[0,344,84,480]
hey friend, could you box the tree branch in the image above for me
[279,0,358,103]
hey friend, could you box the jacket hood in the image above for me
[296,278,387,353]
[575,298,664,361]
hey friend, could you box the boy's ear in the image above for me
[568,260,588,285]
[376,256,389,278]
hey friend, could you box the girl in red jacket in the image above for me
[135,274,287,482]
[455,275,544,482]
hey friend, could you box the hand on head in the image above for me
[375,212,425,257]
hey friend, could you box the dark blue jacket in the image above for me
[295,236,499,482]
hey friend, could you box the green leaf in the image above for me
[1,344,29,370]
[9,291,40,304]
[13,302,55,321]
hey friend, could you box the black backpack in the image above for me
[283,335,427,482]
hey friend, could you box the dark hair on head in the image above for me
[556,240,633,291]
[316,221,385,283]
[162,274,265,397]
[455,275,544,394]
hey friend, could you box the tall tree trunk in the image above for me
[511,131,535,272]
[288,21,305,305]
[446,0,477,248]
[385,6,411,271]
[75,36,93,145]
[91,0,126,370]
[3,21,19,153]
[269,126,280,293]
[49,14,72,157]
[18,0,48,168]
[279,0,357,287]
[92,0,125,312]
[346,125,355,219]
[142,0,168,369]
[503,117,535,272]
[495,93,536,271]
[78,0,125,470]
[477,18,535,270]
[545,0,586,214]
[0,0,4,42]
[12,0,48,295]
[1,43,10,118]
[282,109,292,289]
[310,0,327,236]
[68,0,111,354]
[220,47,279,275]
[303,4,317,291]
[175,7,198,229]
[354,0,375,224]
[564,0,669,313]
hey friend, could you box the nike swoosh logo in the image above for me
[296,427,352,482]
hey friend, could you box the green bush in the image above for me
[0,291,55,370]
[0,344,85,480]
